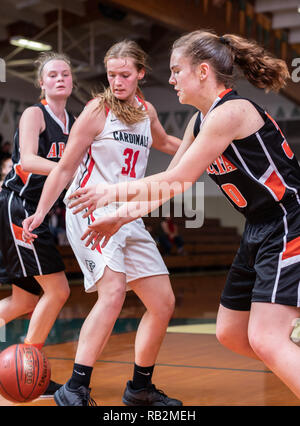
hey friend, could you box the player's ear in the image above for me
[137,68,145,81]
[196,62,209,81]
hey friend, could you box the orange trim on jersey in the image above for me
[282,140,294,159]
[264,171,286,201]
[15,164,30,185]
[41,99,47,105]
[282,236,300,260]
[265,112,285,138]
[81,147,95,188]
[136,95,148,111]
[12,223,25,242]
[218,88,232,99]
[90,212,102,254]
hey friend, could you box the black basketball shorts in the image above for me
[0,249,41,295]
[0,189,65,295]
[221,204,300,311]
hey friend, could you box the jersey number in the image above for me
[221,183,247,208]
[121,148,140,178]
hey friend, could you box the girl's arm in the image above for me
[69,112,198,218]
[70,104,237,213]
[73,108,236,248]
[22,100,106,238]
[19,107,57,175]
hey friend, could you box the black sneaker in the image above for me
[39,380,62,398]
[54,381,97,406]
[122,380,182,406]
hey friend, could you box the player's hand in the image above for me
[68,183,113,218]
[81,215,123,249]
[22,212,44,243]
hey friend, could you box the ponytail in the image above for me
[222,34,290,92]
[172,30,290,92]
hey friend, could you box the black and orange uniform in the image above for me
[194,89,300,309]
[0,100,75,295]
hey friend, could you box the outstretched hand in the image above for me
[68,183,113,217]
[81,215,123,249]
[22,212,45,243]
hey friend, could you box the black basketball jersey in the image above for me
[193,89,300,223]
[3,100,75,204]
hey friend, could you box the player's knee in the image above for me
[216,322,245,351]
[13,294,38,315]
[55,283,70,304]
[151,292,175,321]
[165,293,175,317]
[248,331,276,364]
[216,323,232,348]
[100,284,126,309]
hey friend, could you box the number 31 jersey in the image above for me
[71,97,152,192]
[194,89,300,223]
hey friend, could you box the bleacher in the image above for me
[58,217,241,275]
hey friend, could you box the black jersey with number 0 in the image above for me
[193,89,300,223]
[3,99,75,204]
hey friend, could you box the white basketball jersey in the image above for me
[69,97,152,193]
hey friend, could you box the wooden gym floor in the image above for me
[0,271,299,406]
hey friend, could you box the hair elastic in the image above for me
[219,36,230,46]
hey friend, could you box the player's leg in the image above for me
[0,284,39,324]
[54,267,126,406]
[74,267,126,366]
[24,271,70,346]
[131,274,175,367]
[122,274,182,406]
[216,304,259,359]
[215,220,259,359]
[248,302,300,398]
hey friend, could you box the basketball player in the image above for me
[57,30,300,401]
[0,52,74,397]
[0,154,12,293]
[23,40,182,406]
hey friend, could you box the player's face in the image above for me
[40,60,73,100]
[106,57,145,103]
[169,49,202,106]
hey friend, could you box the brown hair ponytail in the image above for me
[222,33,290,92]
[172,30,290,92]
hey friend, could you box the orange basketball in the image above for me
[0,344,51,403]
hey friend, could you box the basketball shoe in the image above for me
[122,380,182,406]
[40,380,62,398]
[54,381,97,406]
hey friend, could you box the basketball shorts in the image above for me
[65,204,169,293]
[0,249,41,295]
[0,250,10,285]
[221,204,300,311]
[0,189,65,295]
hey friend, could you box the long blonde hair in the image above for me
[35,51,74,99]
[94,40,149,125]
[172,30,290,92]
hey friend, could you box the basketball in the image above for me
[0,344,51,403]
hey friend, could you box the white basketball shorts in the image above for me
[65,204,169,292]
